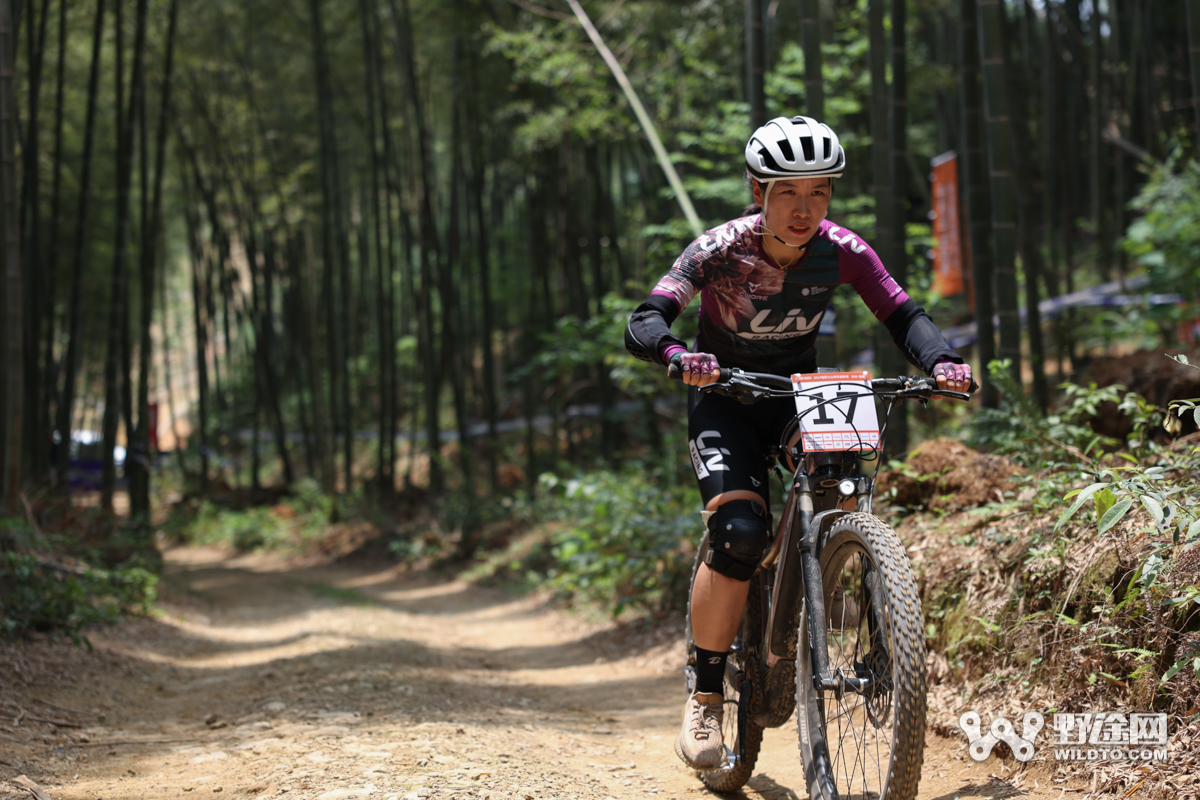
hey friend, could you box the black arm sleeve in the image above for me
[881,298,964,375]
[624,294,687,365]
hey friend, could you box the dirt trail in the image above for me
[1,547,1084,800]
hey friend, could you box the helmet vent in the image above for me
[777,138,795,162]
[758,146,782,173]
[800,136,815,163]
[823,137,832,160]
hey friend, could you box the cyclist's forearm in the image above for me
[625,293,687,365]
[881,298,963,374]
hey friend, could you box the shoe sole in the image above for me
[674,734,725,771]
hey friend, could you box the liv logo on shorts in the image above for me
[690,431,731,480]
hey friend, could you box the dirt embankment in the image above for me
[0,546,1088,800]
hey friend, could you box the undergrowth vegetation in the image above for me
[925,354,1200,718]
[0,517,158,645]
[160,479,341,552]
[457,458,699,617]
[531,469,696,614]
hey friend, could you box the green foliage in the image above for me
[161,478,337,552]
[0,520,158,644]
[1164,354,1200,435]
[952,354,1200,708]
[535,468,697,615]
[1076,306,1167,354]
[971,359,1124,462]
[974,355,1197,545]
[1124,144,1200,301]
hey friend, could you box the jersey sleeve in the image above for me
[838,230,964,374]
[837,232,909,320]
[623,234,714,365]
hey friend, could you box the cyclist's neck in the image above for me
[762,233,806,270]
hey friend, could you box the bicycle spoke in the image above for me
[819,549,895,799]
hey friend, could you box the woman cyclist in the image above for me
[623,116,973,770]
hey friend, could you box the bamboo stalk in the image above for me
[565,0,703,238]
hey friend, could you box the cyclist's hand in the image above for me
[670,352,721,387]
[932,361,973,396]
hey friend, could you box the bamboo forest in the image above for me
[2,0,1200,795]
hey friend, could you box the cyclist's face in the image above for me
[753,178,831,246]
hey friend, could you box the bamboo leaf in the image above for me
[1162,658,1187,684]
[1141,553,1165,586]
[1188,518,1200,541]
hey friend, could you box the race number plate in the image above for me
[791,371,880,452]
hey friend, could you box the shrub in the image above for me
[537,468,698,615]
[0,520,158,645]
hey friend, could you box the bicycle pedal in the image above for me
[709,746,738,772]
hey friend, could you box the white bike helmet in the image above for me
[745,116,845,180]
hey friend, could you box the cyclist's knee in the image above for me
[704,499,770,581]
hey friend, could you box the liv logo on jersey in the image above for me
[739,308,824,340]
[690,431,731,480]
[826,225,868,254]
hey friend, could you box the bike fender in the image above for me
[807,509,854,556]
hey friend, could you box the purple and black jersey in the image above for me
[625,215,962,377]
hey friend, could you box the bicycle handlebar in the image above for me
[666,363,976,401]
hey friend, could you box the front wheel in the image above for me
[796,512,927,800]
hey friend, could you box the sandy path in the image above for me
[0,547,1082,800]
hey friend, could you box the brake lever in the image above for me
[932,390,973,401]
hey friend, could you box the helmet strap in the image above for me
[754,179,805,267]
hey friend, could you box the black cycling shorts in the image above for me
[687,386,797,507]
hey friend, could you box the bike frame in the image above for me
[760,458,867,682]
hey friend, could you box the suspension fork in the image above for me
[796,481,883,696]
[793,474,837,690]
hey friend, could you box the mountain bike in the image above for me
[676,367,972,800]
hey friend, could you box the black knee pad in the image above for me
[704,500,771,581]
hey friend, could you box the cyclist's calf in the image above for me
[703,499,770,581]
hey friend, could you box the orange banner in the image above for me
[930,152,966,298]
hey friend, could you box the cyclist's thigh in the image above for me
[687,389,792,506]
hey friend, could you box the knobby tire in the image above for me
[795,512,926,800]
